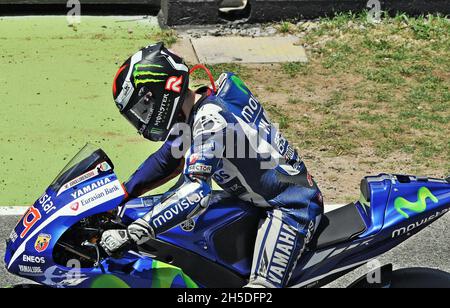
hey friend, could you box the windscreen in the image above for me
[50,144,114,192]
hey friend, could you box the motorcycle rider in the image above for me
[100,42,324,288]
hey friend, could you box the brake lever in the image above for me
[82,241,106,273]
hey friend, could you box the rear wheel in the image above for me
[350,267,450,288]
[389,268,450,288]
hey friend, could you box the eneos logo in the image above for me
[35,233,52,253]
[394,187,439,219]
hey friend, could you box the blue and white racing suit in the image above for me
[125,73,324,288]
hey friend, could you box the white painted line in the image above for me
[1,204,347,216]
[0,206,29,216]
[324,204,348,213]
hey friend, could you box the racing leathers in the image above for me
[122,73,323,288]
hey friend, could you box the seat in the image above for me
[315,203,367,249]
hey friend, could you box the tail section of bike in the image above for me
[288,174,450,287]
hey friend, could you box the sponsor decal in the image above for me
[70,177,112,199]
[152,191,206,229]
[231,75,249,95]
[188,163,212,174]
[392,208,449,238]
[18,265,43,274]
[58,171,96,195]
[133,64,167,87]
[70,201,80,212]
[78,184,121,208]
[181,219,196,232]
[58,180,124,218]
[165,76,183,93]
[267,224,297,285]
[241,95,262,124]
[21,206,42,239]
[213,170,231,184]
[189,153,201,165]
[394,187,439,219]
[154,93,170,128]
[9,230,18,243]
[23,255,46,264]
[97,161,111,172]
[57,162,111,196]
[35,233,52,253]
[38,193,56,215]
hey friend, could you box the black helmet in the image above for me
[113,42,189,141]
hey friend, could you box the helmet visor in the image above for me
[122,93,156,133]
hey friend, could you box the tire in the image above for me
[389,268,450,288]
[10,284,47,289]
[349,266,450,288]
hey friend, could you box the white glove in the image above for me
[100,219,153,256]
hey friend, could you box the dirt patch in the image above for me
[190,15,449,203]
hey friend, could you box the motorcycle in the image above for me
[4,144,450,288]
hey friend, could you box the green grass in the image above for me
[271,12,450,170]
[278,21,295,34]
[281,62,310,77]
[0,17,177,205]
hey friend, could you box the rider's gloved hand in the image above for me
[100,219,154,257]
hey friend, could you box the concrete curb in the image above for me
[0,206,29,216]
[159,0,450,26]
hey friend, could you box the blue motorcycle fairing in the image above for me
[287,174,450,287]
[5,169,127,282]
[121,192,263,276]
[15,252,196,288]
[5,147,450,288]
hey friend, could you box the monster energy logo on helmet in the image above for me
[132,64,168,87]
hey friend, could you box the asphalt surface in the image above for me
[1,215,448,288]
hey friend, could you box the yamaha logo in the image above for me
[181,219,196,232]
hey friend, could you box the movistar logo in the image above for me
[394,187,439,219]
[231,75,249,95]
[133,64,167,86]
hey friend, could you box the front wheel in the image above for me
[349,267,450,288]
[9,284,47,289]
